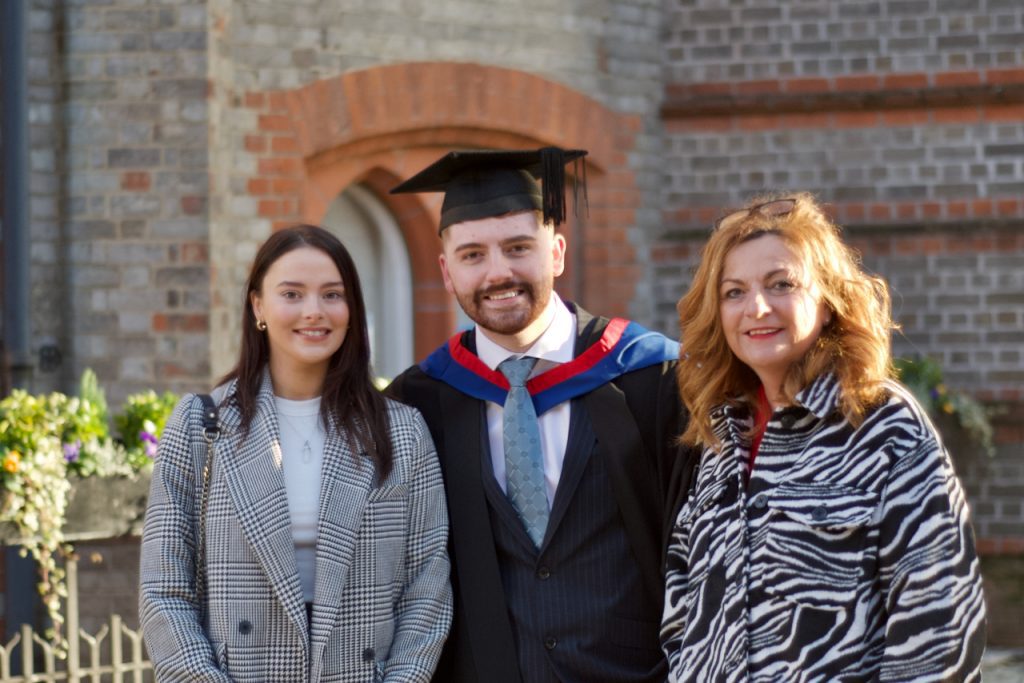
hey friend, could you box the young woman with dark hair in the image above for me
[140,224,452,682]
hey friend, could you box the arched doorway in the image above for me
[323,184,413,380]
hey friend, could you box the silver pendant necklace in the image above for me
[278,413,319,464]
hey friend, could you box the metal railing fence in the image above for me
[0,559,152,682]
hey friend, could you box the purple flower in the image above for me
[63,440,82,463]
[139,430,158,458]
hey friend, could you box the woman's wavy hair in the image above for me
[220,224,394,479]
[677,192,895,448]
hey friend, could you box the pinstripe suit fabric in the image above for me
[484,399,663,682]
[139,373,452,682]
[661,372,985,682]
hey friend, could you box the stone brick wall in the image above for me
[0,0,67,395]
[656,0,1024,556]
[63,0,212,405]
[657,0,1024,400]
[73,538,142,634]
[664,0,1023,82]
[0,0,212,404]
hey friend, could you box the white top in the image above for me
[475,294,575,506]
[274,395,325,603]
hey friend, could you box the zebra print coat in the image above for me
[660,372,985,682]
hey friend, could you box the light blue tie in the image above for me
[498,356,549,548]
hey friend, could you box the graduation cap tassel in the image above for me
[540,147,567,226]
[575,155,589,219]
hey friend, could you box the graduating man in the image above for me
[387,147,694,683]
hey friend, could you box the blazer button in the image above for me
[811,506,828,522]
[544,636,557,650]
[780,414,796,428]
[537,566,551,580]
[751,493,768,509]
[237,620,252,635]
[363,647,375,662]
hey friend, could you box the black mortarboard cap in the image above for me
[390,147,587,233]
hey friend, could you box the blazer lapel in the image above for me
[218,374,307,639]
[308,429,374,672]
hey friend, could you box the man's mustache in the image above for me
[474,281,534,303]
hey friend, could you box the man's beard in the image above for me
[455,279,551,336]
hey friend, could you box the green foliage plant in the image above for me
[0,370,179,651]
[114,389,179,471]
[894,356,996,457]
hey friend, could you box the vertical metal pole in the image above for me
[2,0,35,393]
[3,4,41,669]
[19,624,33,678]
[66,558,80,683]
[110,615,123,683]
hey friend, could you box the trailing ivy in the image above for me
[0,369,178,652]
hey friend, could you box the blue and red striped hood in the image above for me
[419,318,680,415]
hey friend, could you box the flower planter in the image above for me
[0,472,151,544]
[62,473,152,541]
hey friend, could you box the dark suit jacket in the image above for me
[387,305,697,683]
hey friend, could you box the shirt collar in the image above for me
[793,371,842,419]
[719,371,842,424]
[475,293,576,371]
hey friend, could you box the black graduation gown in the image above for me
[386,305,697,683]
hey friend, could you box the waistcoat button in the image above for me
[544,636,557,650]
[752,493,769,509]
[811,506,828,521]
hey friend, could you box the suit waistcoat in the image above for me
[482,399,664,683]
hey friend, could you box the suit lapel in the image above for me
[218,374,307,639]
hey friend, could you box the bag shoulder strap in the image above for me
[196,394,219,439]
[194,394,219,621]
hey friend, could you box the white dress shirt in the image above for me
[475,294,575,506]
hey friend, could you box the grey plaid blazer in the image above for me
[139,374,452,682]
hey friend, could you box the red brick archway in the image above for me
[242,62,642,358]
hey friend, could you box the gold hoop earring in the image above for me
[256,320,267,331]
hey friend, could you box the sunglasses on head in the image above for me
[714,198,797,232]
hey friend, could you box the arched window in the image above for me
[323,185,413,381]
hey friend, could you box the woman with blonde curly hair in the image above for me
[661,193,985,681]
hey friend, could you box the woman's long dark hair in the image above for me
[221,224,394,480]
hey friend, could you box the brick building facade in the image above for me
[1,0,1022,644]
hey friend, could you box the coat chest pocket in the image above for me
[673,477,737,592]
[365,483,409,582]
[762,482,877,609]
